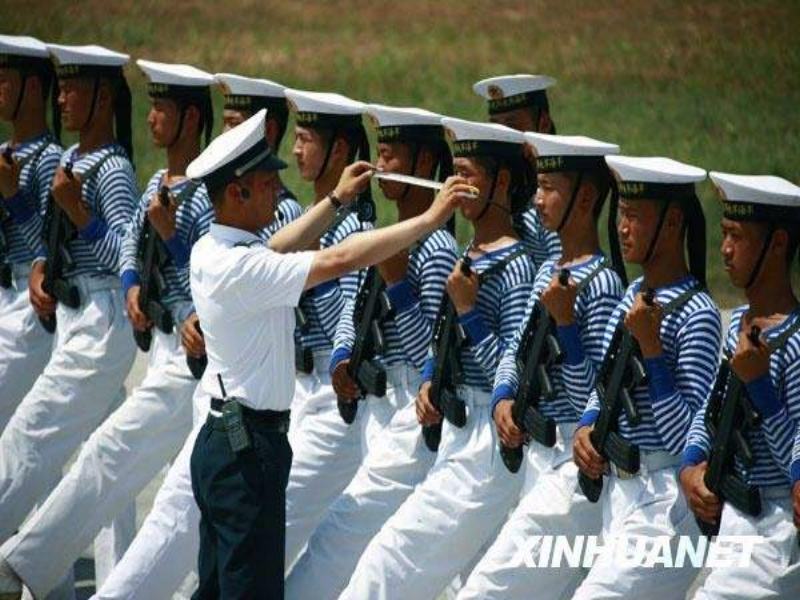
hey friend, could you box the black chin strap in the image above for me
[746,224,775,289]
[476,169,500,222]
[607,180,627,287]
[11,74,28,121]
[168,106,187,149]
[643,201,671,265]
[82,77,101,131]
[399,143,420,201]
[556,171,583,232]
[314,131,337,182]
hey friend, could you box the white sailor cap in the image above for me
[710,172,800,223]
[48,43,128,78]
[605,155,706,200]
[524,133,619,173]
[473,74,556,115]
[186,108,287,193]
[365,104,444,144]
[441,117,524,159]
[284,89,364,129]
[137,59,213,99]
[215,73,287,112]
[0,34,49,62]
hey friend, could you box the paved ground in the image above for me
[68,310,734,598]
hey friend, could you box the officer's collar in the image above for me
[210,222,263,246]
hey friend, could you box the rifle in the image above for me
[337,267,391,424]
[422,257,472,452]
[187,320,208,379]
[698,322,800,536]
[132,185,175,352]
[0,147,12,289]
[39,161,81,333]
[499,268,568,473]
[294,300,314,374]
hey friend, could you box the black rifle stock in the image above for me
[39,162,80,333]
[578,289,654,502]
[294,302,314,374]
[422,258,472,452]
[337,267,390,424]
[500,268,569,473]
[133,185,175,352]
[697,326,764,536]
[0,148,13,289]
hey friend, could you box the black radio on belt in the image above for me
[217,374,251,452]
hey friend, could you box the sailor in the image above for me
[339,117,538,599]
[570,156,722,599]
[179,108,466,598]
[0,43,138,555]
[286,104,459,599]
[0,34,62,430]
[473,73,561,267]
[681,172,800,598]
[215,72,302,237]
[459,133,626,599]
[0,58,216,600]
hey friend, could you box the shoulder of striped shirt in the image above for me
[419,228,458,254]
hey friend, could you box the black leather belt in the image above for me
[210,398,290,432]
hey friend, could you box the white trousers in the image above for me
[0,266,53,432]
[692,490,800,599]
[90,388,210,600]
[1,329,197,599]
[340,385,525,600]
[458,422,600,600]
[285,351,363,569]
[0,277,136,543]
[285,363,435,600]
[571,459,701,600]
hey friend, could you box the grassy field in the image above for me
[2,0,799,305]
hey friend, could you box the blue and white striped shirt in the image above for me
[330,229,459,372]
[684,306,800,487]
[120,169,213,326]
[579,276,722,455]
[296,210,373,353]
[36,143,137,278]
[421,241,536,391]
[263,187,303,239]
[793,421,800,486]
[493,255,624,420]
[1,133,62,264]
[515,207,561,271]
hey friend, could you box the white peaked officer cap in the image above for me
[365,104,445,143]
[473,74,556,115]
[284,89,364,128]
[710,172,800,222]
[441,117,524,159]
[187,109,287,193]
[47,43,128,75]
[0,34,49,58]
[137,59,214,88]
[524,132,619,172]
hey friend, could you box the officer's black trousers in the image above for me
[190,414,292,599]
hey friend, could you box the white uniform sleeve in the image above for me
[232,248,315,311]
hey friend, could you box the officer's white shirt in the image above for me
[190,222,314,410]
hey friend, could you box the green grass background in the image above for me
[2,0,799,305]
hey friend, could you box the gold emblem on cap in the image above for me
[487,84,504,100]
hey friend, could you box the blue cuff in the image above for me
[491,383,515,417]
[791,460,800,486]
[78,216,108,242]
[578,408,600,429]
[120,269,141,297]
[309,280,337,297]
[421,357,434,383]
[681,444,708,472]
[385,279,418,314]
[4,190,37,223]
[644,355,676,401]
[458,308,490,346]
[164,235,190,267]
[329,347,351,375]
[745,373,783,418]
[557,324,585,365]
